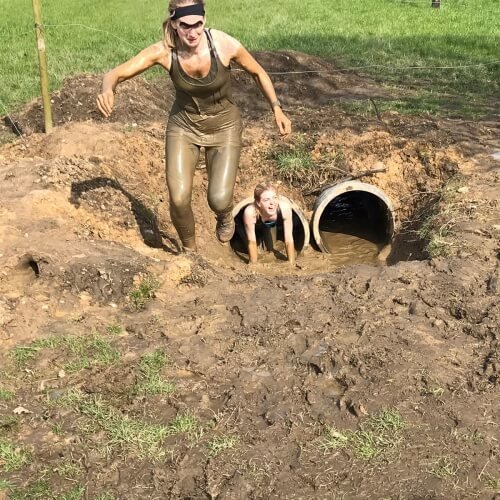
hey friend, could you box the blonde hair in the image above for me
[163,0,206,49]
[254,181,278,203]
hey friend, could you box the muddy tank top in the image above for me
[169,29,235,115]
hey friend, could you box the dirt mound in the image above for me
[1,50,500,499]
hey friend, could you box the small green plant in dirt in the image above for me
[419,370,445,397]
[0,438,31,471]
[53,459,84,478]
[207,435,238,457]
[51,422,65,436]
[322,408,405,460]
[168,413,199,436]
[106,323,123,335]
[0,387,14,401]
[484,475,500,491]
[59,485,86,500]
[95,494,116,500]
[428,456,459,480]
[0,479,12,490]
[135,350,175,396]
[129,275,161,310]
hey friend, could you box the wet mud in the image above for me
[0,54,499,499]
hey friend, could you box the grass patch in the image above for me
[56,389,169,461]
[8,332,120,372]
[8,480,52,500]
[268,134,348,193]
[207,435,238,457]
[95,494,116,500]
[8,481,85,500]
[322,408,405,460]
[9,345,40,367]
[168,413,199,436]
[428,456,459,479]
[0,387,14,401]
[0,479,12,490]
[51,422,65,436]
[105,323,122,335]
[484,475,500,491]
[417,176,465,258]
[128,275,161,310]
[53,459,84,478]
[419,370,446,397]
[0,439,31,471]
[135,350,175,396]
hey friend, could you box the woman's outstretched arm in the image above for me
[97,42,170,117]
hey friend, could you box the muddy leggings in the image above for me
[166,131,241,248]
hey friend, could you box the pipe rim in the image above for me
[311,181,395,254]
[232,196,310,252]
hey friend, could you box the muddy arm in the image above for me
[97,43,169,117]
[231,46,291,135]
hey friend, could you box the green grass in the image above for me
[0,439,31,471]
[53,460,84,478]
[135,350,175,395]
[128,275,161,310]
[0,0,498,115]
[168,413,199,436]
[428,456,459,479]
[55,389,169,461]
[417,176,465,258]
[8,480,52,500]
[207,435,238,457]
[269,134,347,192]
[322,408,405,460]
[7,481,85,500]
[0,387,14,401]
[8,332,120,371]
[484,476,500,491]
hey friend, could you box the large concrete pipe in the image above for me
[230,196,310,255]
[311,181,395,254]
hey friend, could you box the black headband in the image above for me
[170,4,205,20]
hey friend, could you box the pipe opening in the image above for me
[311,181,395,263]
[230,196,310,260]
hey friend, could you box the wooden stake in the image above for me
[32,0,53,133]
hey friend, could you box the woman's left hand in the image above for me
[274,108,292,136]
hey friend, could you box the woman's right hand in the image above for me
[96,89,114,118]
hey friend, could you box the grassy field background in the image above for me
[0,0,498,115]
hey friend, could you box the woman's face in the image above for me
[173,14,205,48]
[257,189,279,218]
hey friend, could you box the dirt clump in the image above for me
[1,51,499,499]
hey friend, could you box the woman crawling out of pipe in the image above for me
[96,0,291,251]
[241,182,295,266]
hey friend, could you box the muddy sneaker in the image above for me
[216,213,235,243]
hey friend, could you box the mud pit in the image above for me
[1,52,500,499]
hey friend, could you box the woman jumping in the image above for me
[97,0,291,251]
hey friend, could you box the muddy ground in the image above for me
[0,51,499,499]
